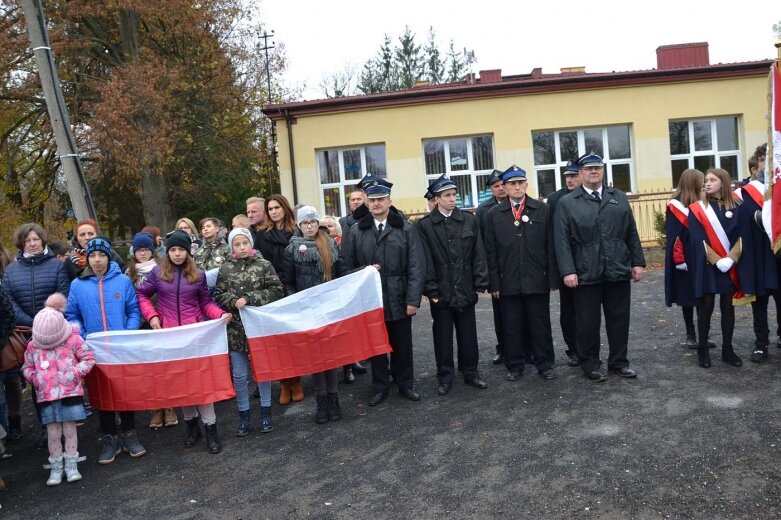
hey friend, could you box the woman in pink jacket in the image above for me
[136,231,230,454]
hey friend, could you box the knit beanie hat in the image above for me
[86,236,112,257]
[32,294,71,349]
[165,230,193,255]
[296,205,321,226]
[131,232,155,252]
[227,228,254,252]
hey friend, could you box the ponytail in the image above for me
[313,229,334,281]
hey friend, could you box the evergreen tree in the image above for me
[424,27,445,84]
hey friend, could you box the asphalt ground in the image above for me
[1,267,780,519]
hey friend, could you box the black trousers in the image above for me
[500,293,555,373]
[491,296,504,356]
[697,293,734,350]
[750,292,781,348]
[371,317,414,394]
[682,306,696,338]
[559,285,577,356]
[574,281,631,373]
[431,304,479,384]
[99,410,136,435]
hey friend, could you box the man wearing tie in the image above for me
[346,178,426,406]
[554,153,646,382]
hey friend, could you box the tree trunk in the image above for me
[140,169,175,231]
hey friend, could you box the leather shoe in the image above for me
[343,366,355,384]
[437,383,451,395]
[610,367,637,378]
[492,353,504,365]
[721,353,743,367]
[505,370,522,381]
[566,354,580,367]
[585,371,607,382]
[399,387,421,401]
[464,378,488,389]
[540,369,556,380]
[698,350,712,368]
[368,392,387,407]
[352,361,368,374]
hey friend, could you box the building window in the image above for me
[423,135,495,208]
[532,124,633,197]
[317,144,387,216]
[669,116,740,186]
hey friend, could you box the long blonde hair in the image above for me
[702,168,739,210]
[672,168,704,207]
[313,228,334,281]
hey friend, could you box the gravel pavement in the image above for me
[1,268,780,519]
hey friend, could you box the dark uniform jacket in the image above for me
[346,209,425,322]
[555,186,645,285]
[484,197,557,295]
[475,196,501,238]
[546,186,575,281]
[416,208,489,310]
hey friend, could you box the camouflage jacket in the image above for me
[194,238,231,271]
[214,251,283,352]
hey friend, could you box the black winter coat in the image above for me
[283,233,349,295]
[416,208,489,310]
[546,186,575,280]
[346,209,425,322]
[2,250,70,326]
[475,195,501,238]
[554,186,645,285]
[484,197,557,295]
[255,227,293,285]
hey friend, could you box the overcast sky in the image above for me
[262,0,780,100]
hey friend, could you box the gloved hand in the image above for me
[675,263,688,271]
[716,257,734,273]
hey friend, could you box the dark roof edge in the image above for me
[263,60,773,120]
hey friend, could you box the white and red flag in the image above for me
[85,319,235,411]
[240,267,392,382]
[762,62,781,252]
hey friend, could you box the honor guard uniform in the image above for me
[476,169,507,365]
[417,175,489,395]
[345,178,426,406]
[483,165,558,381]
[546,161,582,367]
[554,153,645,382]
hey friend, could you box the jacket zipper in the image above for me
[99,275,108,331]
[176,268,182,326]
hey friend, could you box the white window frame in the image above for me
[317,145,386,217]
[422,135,495,208]
[668,117,741,180]
[532,125,635,196]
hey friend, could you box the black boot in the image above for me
[7,415,22,443]
[722,345,743,367]
[327,393,342,422]
[315,396,329,424]
[236,410,250,437]
[697,346,711,368]
[204,423,222,454]
[342,366,355,384]
[183,418,202,448]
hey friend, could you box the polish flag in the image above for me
[762,62,781,252]
[240,267,391,382]
[85,320,235,411]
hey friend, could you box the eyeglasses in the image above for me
[300,220,318,227]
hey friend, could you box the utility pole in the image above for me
[19,0,97,222]
[260,30,278,194]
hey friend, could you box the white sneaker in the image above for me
[64,453,83,483]
[46,455,64,486]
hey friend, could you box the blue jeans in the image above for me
[230,351,271,409]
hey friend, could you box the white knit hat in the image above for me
[227,227,254,252]
[296,205,320,226]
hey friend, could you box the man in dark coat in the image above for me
[484,165,558,381]
[346,178,426,406]
[546,161,582,367]
[417,175,489,395]
[338,188,366,235]
[476,170,507,365]
[554,153,645,382]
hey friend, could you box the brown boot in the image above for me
[291,377,304,402]
[164,408,178,427]
[279,380,292,405]
[149,409,164,429]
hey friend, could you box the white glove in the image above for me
[716,257,734,273]
[675,263,688,271]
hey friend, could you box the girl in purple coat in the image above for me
[136,231,230,454]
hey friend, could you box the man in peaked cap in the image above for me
[546,160,583,367]
[417,175,489,395]
[554,153,645,382]
[483,165,558,382]
[475,169,507,364]
[345,177,426,406]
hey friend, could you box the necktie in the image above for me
[378,223,384,234]
[593,191,601,203]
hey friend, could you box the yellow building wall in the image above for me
[274,75,768,215]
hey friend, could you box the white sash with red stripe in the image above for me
[667,199,689,228]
